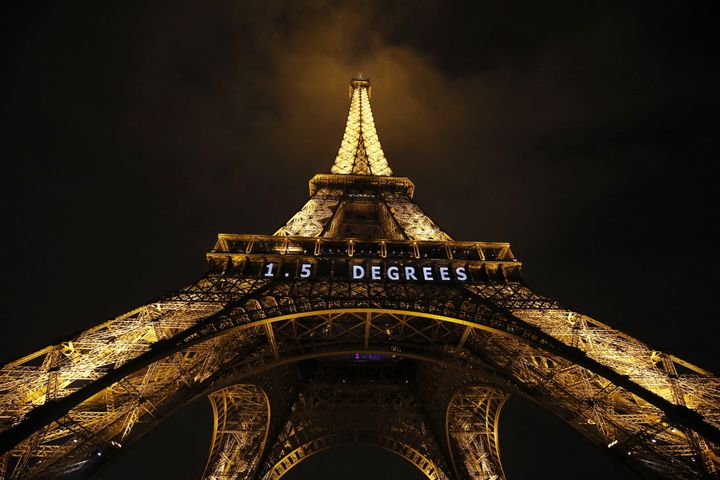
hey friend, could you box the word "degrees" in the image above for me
[351,264,468,282]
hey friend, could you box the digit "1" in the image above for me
[264,263,275,277]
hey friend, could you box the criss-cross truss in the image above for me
[0,78,718,480]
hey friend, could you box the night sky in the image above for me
[3,2,719,479]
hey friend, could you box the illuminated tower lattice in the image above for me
[0,78,718,480]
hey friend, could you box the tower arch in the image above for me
[262,433,446,480]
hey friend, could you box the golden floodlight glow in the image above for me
[0,78,718,480]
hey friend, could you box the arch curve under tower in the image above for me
[262,432,446,480]
[1,292,718,479]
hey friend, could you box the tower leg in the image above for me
[415,363,509,480]
[202,384,270,480]
[446,387,508,480]
[202,366,299,480]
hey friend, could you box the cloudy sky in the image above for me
[3,2,718,479]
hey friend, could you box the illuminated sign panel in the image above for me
[261,261,468,282]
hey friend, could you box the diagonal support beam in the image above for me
[456,326,472,354]
[363,312,372,349]
[264,323,280,360]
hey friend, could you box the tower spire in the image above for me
[330,77,394,176]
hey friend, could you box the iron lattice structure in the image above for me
[1,78,719,480]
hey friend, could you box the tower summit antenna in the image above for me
[335,76,388,175]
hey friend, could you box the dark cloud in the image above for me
[3,1,719,479]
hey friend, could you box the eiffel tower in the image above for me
[1,77,719,480]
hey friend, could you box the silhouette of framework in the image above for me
[0,78,718,480]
